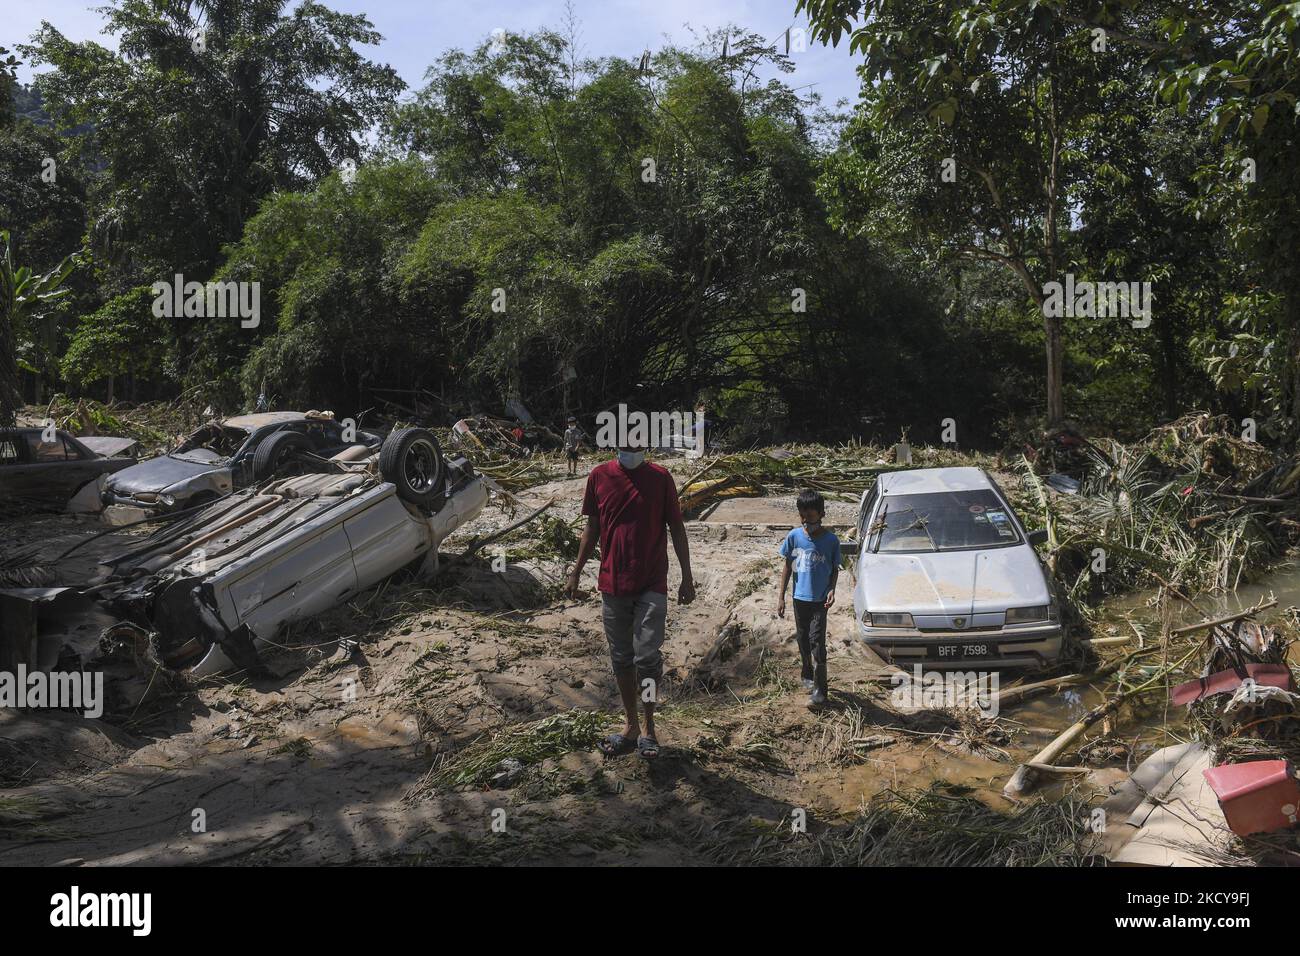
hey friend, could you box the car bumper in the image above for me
[102,491,170,512]
[858,622,1063,670]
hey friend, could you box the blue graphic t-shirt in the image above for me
[780,527,841,602]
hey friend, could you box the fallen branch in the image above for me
[995,672,1097,708]
[1206,491,1294,506]
[456,498,555,561]
[1024,762,1092,776]
[1169,599,1277,637]
[1002,644,1201,799]
[1153,573,1251,650]
[1003,698,1126,798]
[995,645,1160,708]
[678,455,731,499]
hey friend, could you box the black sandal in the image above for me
[598,733,637,757]
[637,735,660,760]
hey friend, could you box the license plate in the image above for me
[937,643,990,659]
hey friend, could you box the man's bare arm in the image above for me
[565,513,599,597]
[669,514,695,604]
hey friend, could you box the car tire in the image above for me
[379,427,446,511]
[252,430,313,480]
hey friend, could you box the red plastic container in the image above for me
[1170,663,1295,706]
[1202,760,1300,836]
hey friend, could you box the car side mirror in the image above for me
[1027,529,1049,548]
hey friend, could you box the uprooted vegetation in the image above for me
[731,783,1100,867]
[409,709,614,795]
[1023,416,1288,604]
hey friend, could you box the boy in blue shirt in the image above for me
[777,489,841,709]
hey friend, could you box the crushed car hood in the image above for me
[78,436,139,458]
[106,452,225,494]
[858,545,1049,616]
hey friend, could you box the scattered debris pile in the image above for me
[1018,414,1293,602]
[1179,616,1300,847]
[408,709,611,796]
[744,783,1097,867]
[675,445,991,515]
[450,415,561,456]
[1022,590,1300,864]
[20,394,210,457]
[1143,412,1279,488]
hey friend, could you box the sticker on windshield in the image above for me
[986,510,1015,537]
[968,504,985,513]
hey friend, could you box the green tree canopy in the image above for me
[24,0,404,280]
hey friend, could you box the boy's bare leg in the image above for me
[613,667,641,738]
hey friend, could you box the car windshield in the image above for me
[173,423,250,460]
[868,490,1021,552]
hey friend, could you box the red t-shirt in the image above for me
[582,459,682,596]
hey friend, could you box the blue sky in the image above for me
[7,0,864,107]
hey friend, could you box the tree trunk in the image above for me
[0,313,19,427]
[1044,312,1064,426]
[1160,311,1179,421]
[1288,295,1300,441]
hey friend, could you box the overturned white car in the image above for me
[3,428,488,679]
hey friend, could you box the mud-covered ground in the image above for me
[0,460,1136,865]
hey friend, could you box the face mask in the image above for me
[617,450,645,470]
[803,517,821,532]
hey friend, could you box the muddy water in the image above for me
[798,583,1216,816]
[993,556,1300,792]
[833,567,1285,813]
[1191,559,1300,615]
[808,745,1015,814]
[1103,557,1300,664]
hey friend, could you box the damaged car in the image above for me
[0,427,138,514]
[851,466,1062,670]
[101,410,382,514]
[2,427,487,681]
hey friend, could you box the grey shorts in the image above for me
[601,590,667,684]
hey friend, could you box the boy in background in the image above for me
[776,489,841,709]
[563,417,583,476]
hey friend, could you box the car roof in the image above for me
[877,466,995,496]
[222,412,308,429]
[3,426,75,440]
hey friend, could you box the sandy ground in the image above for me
[0,461,1115,866]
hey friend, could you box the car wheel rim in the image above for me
[405,440,438,492]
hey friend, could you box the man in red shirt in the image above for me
[565,443,695,760]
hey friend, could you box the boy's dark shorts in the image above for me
[566,448,579,462]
